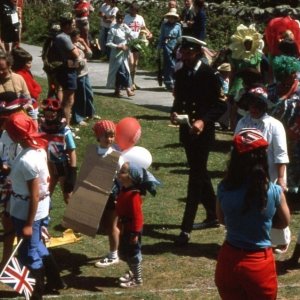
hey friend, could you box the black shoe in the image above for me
[174,231,190,246]
[193,219,220,230]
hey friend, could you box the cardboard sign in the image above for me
[62,144,119,237]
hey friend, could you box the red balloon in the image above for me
[116,117,142,150]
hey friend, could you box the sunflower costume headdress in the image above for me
[229,24,264,61]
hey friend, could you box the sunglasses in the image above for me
[41,99,61,111]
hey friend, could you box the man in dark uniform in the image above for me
[171,36,226,246]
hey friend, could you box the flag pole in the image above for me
[0,238,23,277]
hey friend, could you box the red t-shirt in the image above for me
[16,69,41,105]
[74,0,90,18]
[115,188,143,233]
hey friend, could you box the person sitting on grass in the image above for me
[93,120,123,268]
[40,98,77,205]
[116,161,160,288]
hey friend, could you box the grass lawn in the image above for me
[1,78,300,299]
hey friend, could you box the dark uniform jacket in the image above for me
[172,59,226,144]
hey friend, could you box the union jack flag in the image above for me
[0,256,35,300]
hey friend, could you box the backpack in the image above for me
[41,35,63,74]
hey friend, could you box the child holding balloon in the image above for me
[93,120,123,267]
[116,161,160,288]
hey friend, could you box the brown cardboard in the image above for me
[62,144,120,237]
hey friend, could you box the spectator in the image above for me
[73,0,94,46]
[0,0,20,52]
[180,0,195,36]
[40,98,77,205]
[191,0,206,41]
[53,13,80,126]
[70,29,98,126]
[98,0,119,59]
[11,47,41,121]
[106,11,135,97]
[0,51,29,97]
[124,1,152,90]
[170,36,226,246]
[215,128,290,299]
[158,8,181,91]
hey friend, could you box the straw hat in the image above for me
[164,8,179,19]
[217,63,231,72]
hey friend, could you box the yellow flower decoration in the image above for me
[229,24,264,61]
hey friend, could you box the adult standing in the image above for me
[171,36,226,246]
[215,128,290,299]
[0,51,29,97]
[124,1,152,90]
[191,0,206,41]
[235,87,291,253]
[106,11,135,97]
[71,29,97,126]
[180,0,195,36]
[99,0,119,59]
[0,0,20,52]
[53,13,80,126]
[158,8,181,91]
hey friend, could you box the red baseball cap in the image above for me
[234,128,269,154]
[5,112,48,149]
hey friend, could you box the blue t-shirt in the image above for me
[217,182,281,250]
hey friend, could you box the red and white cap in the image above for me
[93,120,116,139]
[234,128,269,154]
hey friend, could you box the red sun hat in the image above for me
[5,112,48,149]
[93,120,116,139]
[234,128,269,154]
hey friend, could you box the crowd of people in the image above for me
[0,0,300,298]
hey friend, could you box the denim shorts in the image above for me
[56,67,78,91]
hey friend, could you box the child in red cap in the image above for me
[93,120,123,267]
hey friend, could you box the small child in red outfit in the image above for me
[116,161,160,288]
[11,47,41,120]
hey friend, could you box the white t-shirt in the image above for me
[235,113,289,182]
[0,131,22,167]
[99,3,118,28]
[123,14,145,39]
[10,148,50,221]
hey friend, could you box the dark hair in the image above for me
[70,29,81,38]
[11,47,32,71]
[0,51,13,67]
[238,86,268,113]
[129,1,139,13]
[222,147,269,213]
[116,11,125,19]
[59,13,74,27]
[236,67,263,87]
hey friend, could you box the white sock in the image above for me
[109,250,118,259]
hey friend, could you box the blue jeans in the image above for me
[12,217,49,270]
[163,48,175,90]
[73,75,95,124]
[119,232,142,265]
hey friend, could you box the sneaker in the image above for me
[69,126,80,132]
[78,120,88,126]
[92,115,101,120]
[174,231,190,246]
[193,219,220,230]
[119,278,142,288]
[119,271,133,283]
[94,257,119,268]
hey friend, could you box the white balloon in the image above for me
[121,146,152,169]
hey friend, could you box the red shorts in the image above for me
[215,242,277,300]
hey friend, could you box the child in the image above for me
[40,98,77,204]
[116,161,160,288]
[11,47,41,121]
[93,120,122,267]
